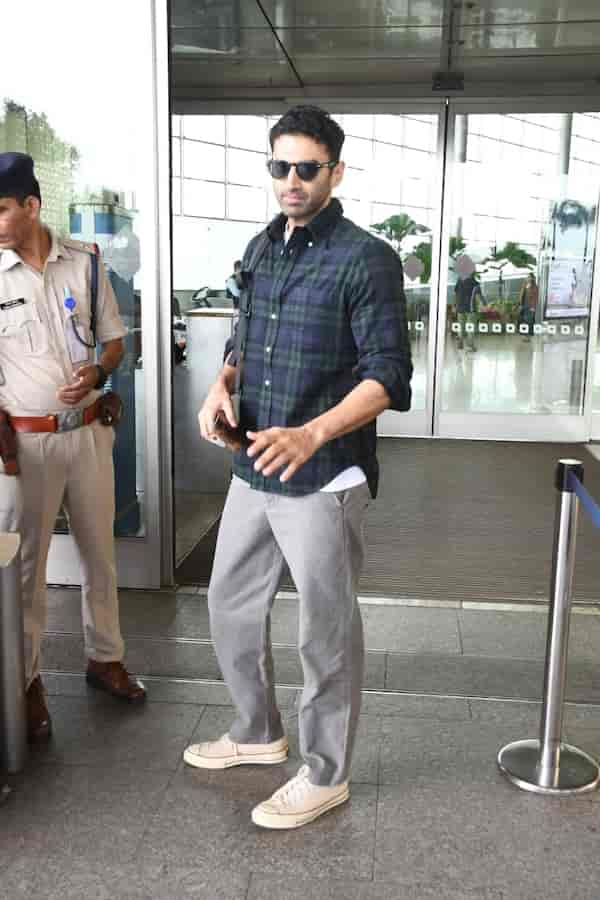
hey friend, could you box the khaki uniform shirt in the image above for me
[0,230,126,415]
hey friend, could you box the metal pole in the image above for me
[498,460,600,795]
[0,533,26,775]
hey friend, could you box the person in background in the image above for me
[225,260,243,308]
[454,272,482,352]
[0,152,146,742]
[518,272,539,342]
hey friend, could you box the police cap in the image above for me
[0,152,41,202]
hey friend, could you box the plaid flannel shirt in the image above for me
[230,198,412,498]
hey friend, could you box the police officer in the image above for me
[0,152,145,742]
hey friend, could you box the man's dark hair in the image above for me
[269,106,345,161]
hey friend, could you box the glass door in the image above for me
[435,102,600,441]
[2,0,171,589]
[323,108,445,440]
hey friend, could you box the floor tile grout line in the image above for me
[131,761,181,863]
[186,703,209,745]
[42,669,600,709]
[371,777,381,882]
[456,609,465,655]
[244,871,254,900]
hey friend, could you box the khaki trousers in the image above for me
[208,476,370,786]
[0,419,124,686]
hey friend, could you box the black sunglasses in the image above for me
[266,159,338,182]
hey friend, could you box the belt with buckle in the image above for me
[9,399,102,434]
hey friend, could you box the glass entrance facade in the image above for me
[439,109,600,440]
[170,105,600,561]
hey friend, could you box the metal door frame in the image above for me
[47,0,174,590]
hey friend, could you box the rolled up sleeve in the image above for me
[95,255,128,344]
[348,238,413,411]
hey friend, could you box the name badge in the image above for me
[0,298,26,311]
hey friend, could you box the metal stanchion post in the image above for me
[498,459,600,795]
[0,532,26,775]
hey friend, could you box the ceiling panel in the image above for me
[296,57,440,86]
[276,27,441,59]
[460,22,600,52]
[171,0,267,29]
[458,52,600,83]
[172,57,299,88]
[258,0,445,28]
[171,26,282,58]
[170,0,600,96]
[464,0,600,26]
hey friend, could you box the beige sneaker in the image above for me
[183,733,288,770]
[251,765,349,829]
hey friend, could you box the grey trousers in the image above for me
[208,475,370,786]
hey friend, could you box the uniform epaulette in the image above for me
[62,237,99,255]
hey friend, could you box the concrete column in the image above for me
[455,115,469,239]
[558,113,573,176]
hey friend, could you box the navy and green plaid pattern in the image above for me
[231,199,412,497]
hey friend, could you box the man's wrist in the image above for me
[217,370,235,394]
[303,419,327,450]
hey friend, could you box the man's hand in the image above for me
[57,364,99,406]
[198,377,239,449]
[246,425,322,482]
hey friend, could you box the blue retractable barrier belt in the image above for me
[568,471,600,529]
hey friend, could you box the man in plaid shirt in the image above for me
[184,106,412,829]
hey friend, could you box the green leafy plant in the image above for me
[550,200,597,259]
[485,241,536,270]
[412,241,432,284]
[371,213,429,252]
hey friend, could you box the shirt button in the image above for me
[308,242,313,247]
[266,346,271,353]
[265,379,270,387]
[271,313,277,320]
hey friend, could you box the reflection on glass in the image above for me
[0,0,149,537]
[443,112,599,417]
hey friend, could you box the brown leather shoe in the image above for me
[85,660,147,704]
[26,675,52,742]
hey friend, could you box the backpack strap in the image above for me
[89,244,100,345]
[233,231,270,398]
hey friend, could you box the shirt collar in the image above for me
[47,230,73,262]
[0,249,20,273]
[0,228,71,272]
[267,198,344,245]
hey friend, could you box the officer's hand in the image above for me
[198,378,237,446]
[57,364,99,406]
[246,426,321,482]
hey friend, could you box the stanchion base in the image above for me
[498,739,600,795]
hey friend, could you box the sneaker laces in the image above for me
[270,766,312,806]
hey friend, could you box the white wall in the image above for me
[172,216,262,291]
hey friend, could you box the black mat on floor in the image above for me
[176,439,600,603]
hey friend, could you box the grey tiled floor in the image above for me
[4,683,600,899]
[43,587,600,702]
[5,588,600,897]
